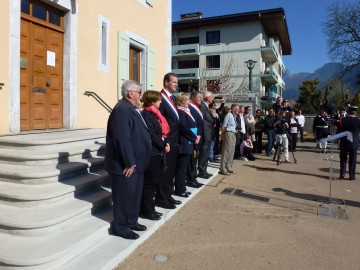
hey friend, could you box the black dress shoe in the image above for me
[141,213,161,221]
[349,176,356,181]
[154,210,163,216]
[198,173,210,179]
[339,175,345,180]
[156,201,176,209]
[174,191,189,198]
[131,223,147,231]
[169,196,182,205]
[113,230,139,240]
[193,179,204,186]
[186,181,201,188]
[206,172,213,177]
[186,191,192,195]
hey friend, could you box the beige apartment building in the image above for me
[0,0,172,135]
[171,9,292,109]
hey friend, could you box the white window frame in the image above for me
[98,15,110,72]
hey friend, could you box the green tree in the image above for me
[296,80,321,114]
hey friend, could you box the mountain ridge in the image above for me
[282,63,359,100]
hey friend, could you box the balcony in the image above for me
[269,89,279,102]
[261,66,285,88]
[172,68,200,80]
[172,44,200,58]
[261,38,281,63]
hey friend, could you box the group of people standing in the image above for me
[104,73,358,240]
[105,73,219,240]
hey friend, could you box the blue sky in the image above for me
[172,0,357,74]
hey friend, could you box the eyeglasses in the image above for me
[130,90,141,95]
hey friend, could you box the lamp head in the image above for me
[245,59,257,69]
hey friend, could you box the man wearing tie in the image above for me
[156,73,181,209]
[197,91,215,179]
[105,80,152,240]
[187,91,204,188]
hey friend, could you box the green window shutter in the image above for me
[147,47,155,90]
[117,32,129,99]
[146,0,155,6]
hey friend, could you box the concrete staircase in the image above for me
[0,128,219,269]
[0,129,117,269]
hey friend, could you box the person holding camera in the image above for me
[264,108,276,156]
[273,109,290,163]
[240,134,256,161]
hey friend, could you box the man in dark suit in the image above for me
[197,91,215,179]
[339,106,360,180]
[187,91,204,188]
[156,72,181,209]
[105,80,152,240]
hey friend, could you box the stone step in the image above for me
[0,168,108,206]
[0,129,106,148]
[0,206,113,269]
[0,156,105,184]
[0,138,105,165]
[0,187,111,235]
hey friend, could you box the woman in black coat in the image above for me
[174,93,200,197]
[140,90,170,220]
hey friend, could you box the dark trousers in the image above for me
[156,146,177,204]
[299,126,304,142]
[289,133,297,151]
[234,132,244,159]
[141,156,163,215]
[243,147,256,161]
[266,130,275,154]
[198,138,212,175]
[175,153,191,193]
[340,148,357,178]
[254,131,263,153]
[187,145,199,182]
[214,130,221,155]
[110,172,143,235]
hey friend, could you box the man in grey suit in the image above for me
[105,80,152,240]
[197,91,215,179]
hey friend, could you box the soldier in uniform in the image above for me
[339,106,360,180]
[313,107,330,153]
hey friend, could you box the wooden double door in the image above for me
[20,19,63,130]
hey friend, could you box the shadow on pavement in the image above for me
[244,164,329,180]
[273,187,360,208]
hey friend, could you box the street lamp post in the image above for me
[245,59,257,92]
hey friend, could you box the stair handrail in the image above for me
[84,91,113,113]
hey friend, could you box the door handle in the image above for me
[46,81,51,87]
[32,88,47,93]
[0,82,4,90]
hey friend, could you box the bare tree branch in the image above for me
[323,0,360,71]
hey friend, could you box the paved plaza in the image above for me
[117,141,360,270]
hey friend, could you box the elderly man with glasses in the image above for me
[105,80,152,240]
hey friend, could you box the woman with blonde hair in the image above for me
[174,93,201,197]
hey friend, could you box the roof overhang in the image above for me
[173,8,292,55]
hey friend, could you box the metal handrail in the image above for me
[84,91,113,113]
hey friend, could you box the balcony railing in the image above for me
[261,38,281,63]
[172,44,200,58]
[172,68,200,80]
[261,66,285,88]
